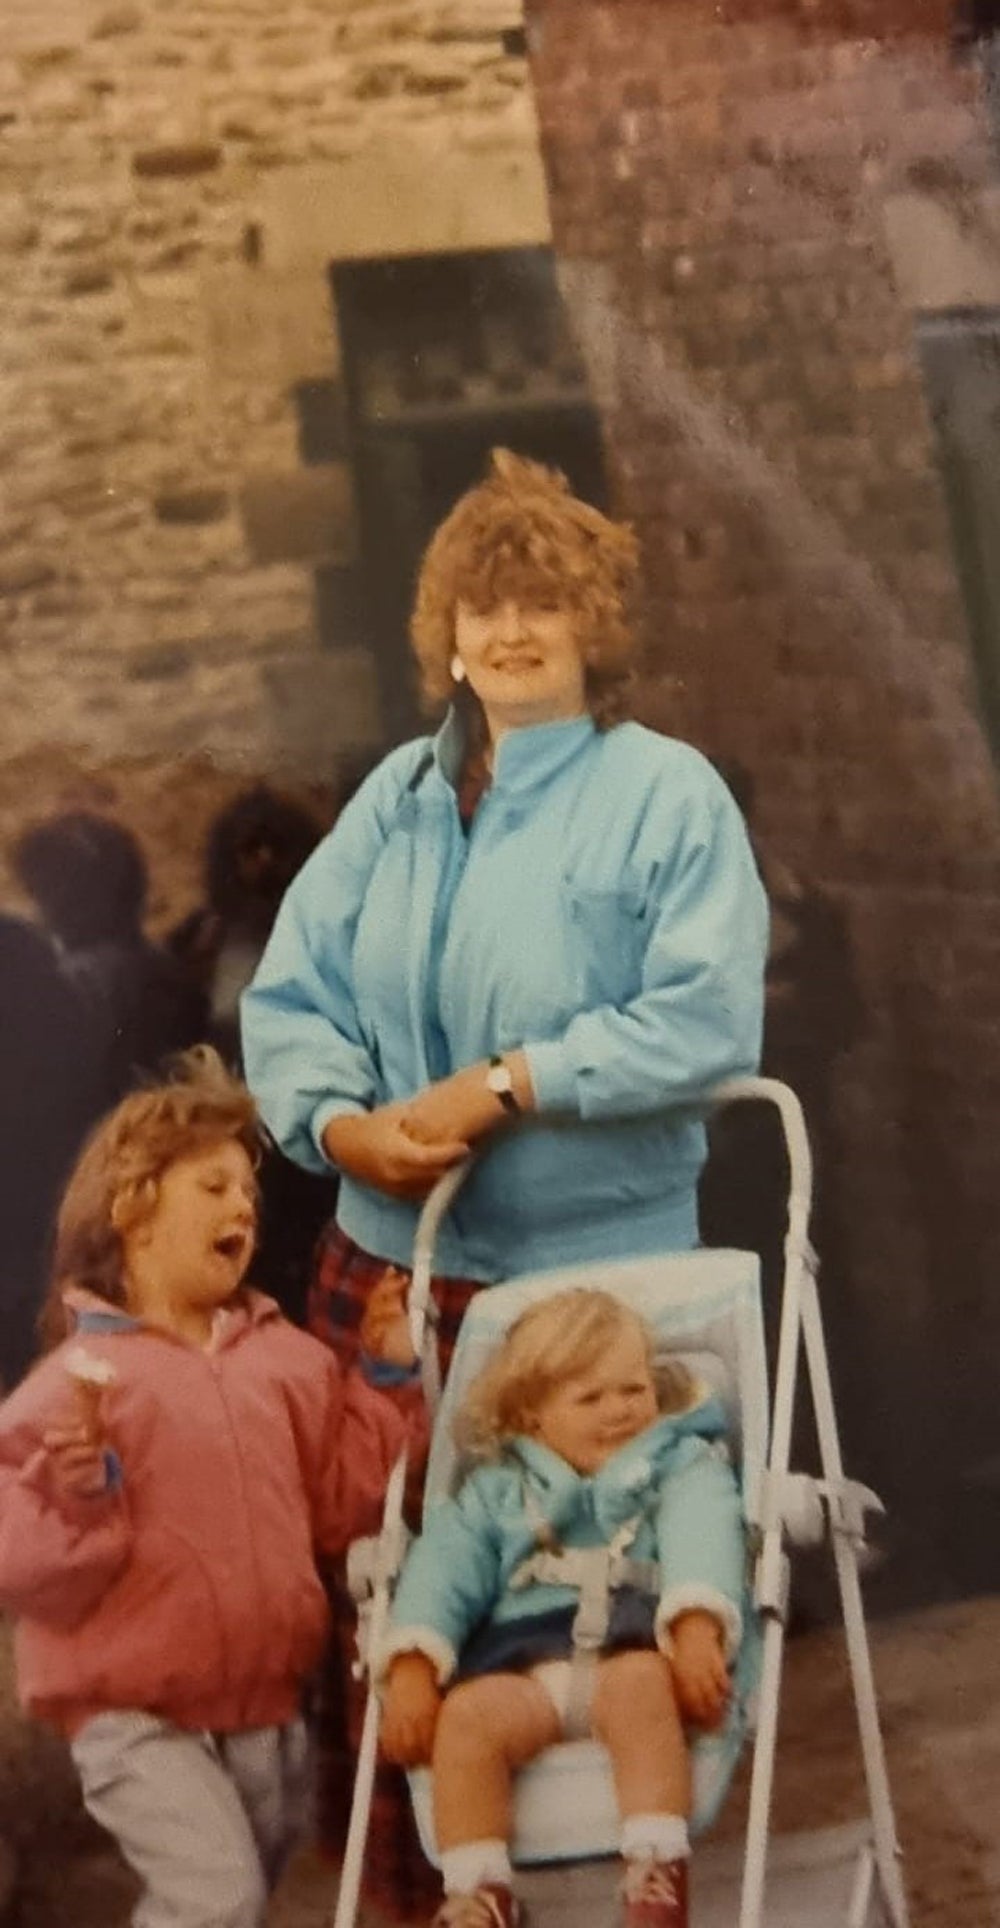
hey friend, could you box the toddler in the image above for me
[0,1049,424,1928]
[378,1288,746,1928]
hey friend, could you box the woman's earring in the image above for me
[450,653,466,684]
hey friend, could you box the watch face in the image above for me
[486,1064,512,1095]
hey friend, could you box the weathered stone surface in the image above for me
[0,554,59,596]
[0,0,532,782]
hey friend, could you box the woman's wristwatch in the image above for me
[485,1054,520,1116]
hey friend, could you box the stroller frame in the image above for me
[333,1077,910,1928]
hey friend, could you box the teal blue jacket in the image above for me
[240,714,767,1281]
[380,1400,746,1684]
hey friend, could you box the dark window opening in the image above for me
[332,247,608,742]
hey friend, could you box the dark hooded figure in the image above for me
[0,912,98,1387]
[167,784,326,1067]
[167,784,336,1324]
[14,811,207,1115]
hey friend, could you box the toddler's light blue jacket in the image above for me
[241,713,768,1281]
[378,1400,747,1685]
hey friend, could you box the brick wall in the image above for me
[529,0,1000,1595]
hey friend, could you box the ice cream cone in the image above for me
[65,1347,116,1445]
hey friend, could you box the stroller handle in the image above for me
[408,1076,814,1373]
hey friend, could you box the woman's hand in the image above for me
[402,1053,535,1149]
[668,1610,730,1729]
[322,1105,467,1200]
[359,1269,417,1370]
[381,1651,443,1765]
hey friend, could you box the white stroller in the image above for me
[334,1078,911,1928]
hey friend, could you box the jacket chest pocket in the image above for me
[564,881,648,1008]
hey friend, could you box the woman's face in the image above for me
[453,599,587,735]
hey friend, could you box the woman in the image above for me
[240,449,768,1920]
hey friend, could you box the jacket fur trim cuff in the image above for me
[375,1627,457,1689]
[655,1586,743,1664]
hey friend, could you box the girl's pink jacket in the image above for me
[0,1289,425,1737]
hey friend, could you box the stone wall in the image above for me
[529,0,1000,1593]
[0,0,533,825]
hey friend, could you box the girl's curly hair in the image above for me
[40,1047,261,1350]
[411,449,641,730]
[456,1288,696,1463]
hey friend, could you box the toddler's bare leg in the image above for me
[433,1673,561,1850]
[591,1650,691,1819]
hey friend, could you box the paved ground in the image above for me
[2,1596,998,1926]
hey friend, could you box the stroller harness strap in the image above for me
[508,1518,659,1740]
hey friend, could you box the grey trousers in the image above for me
[71,1710,310,1928]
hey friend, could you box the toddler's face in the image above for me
[530,1324,658,1476]
[122,1140,257,1317]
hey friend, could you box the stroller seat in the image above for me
[407,1246,767,1867]
[336,1078,910,1928]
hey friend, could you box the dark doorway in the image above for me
[917,307,1000,771]
[332,248,609,742]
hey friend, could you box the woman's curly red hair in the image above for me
[411,449,640,729]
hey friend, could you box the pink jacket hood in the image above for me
[0,1288,423,1735]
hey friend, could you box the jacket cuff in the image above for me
[375,1626,457,1689]
[358,1351,422,1389]
[521,1039,578,1115]
[655,1586,743,1665]
[311,1098,368,1165]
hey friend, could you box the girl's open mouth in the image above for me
[213,1233,247,1261]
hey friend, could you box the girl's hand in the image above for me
[322,1104,467,1200]
[381,1652,442,1766]
[669,1610,730,1729]
[360,1269,417,1370]
[42,1419,110,1501]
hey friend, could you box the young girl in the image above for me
[0,1049,424,1928]
[378,1289,747,1928]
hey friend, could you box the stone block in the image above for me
[91,5,143,37]
[132,143,222,179]
[256,141,551,273]
[153,487,231,526]
[201,263,338,388]
[0,553,58,596]
[124,641,192,681]
[239,463,356,567]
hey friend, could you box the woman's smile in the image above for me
[454,600,587,731]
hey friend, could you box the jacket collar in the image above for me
[506,1399,730,1537]
[63,1284,281,1348]
[433,707,596,797]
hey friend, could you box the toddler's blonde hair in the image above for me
[457,1288,695,1461]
